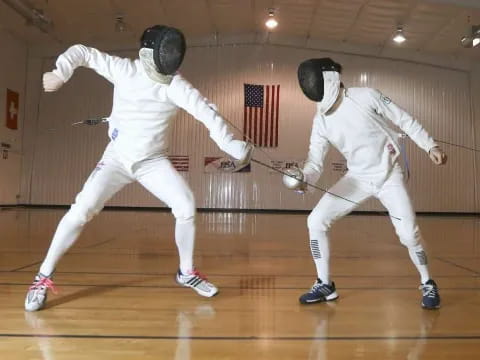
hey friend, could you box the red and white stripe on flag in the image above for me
[243,84,280,148]
[169,155,189,172]
[6,89,19,130]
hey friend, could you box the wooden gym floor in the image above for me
[0,207,479,359]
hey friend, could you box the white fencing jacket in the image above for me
[52,45,248,168]
[303,87,437,183]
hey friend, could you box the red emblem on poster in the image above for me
[6,89,19,130]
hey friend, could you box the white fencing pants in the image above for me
[39,146,196,276]
[307,166,430,284]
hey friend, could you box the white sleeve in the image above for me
[371,89,437,153]
[52,44,131,84]
[303,114,330,184]
[167,75,248,160]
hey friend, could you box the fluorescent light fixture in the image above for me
[472,25,480,47]
[115,16,127,32]
[265,8,278,30]
[393,27,406,44]
[461,25,480,48]
[3,0,53,33]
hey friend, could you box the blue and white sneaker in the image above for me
[176,269,218,297]
[420,279,441,309]
[299,279,339,304]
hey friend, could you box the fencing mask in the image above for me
[298,58,342,114]
[139,25,186,83]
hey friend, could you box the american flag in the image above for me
[168,155,189,172]
[244,84,280,147]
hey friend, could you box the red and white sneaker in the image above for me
[24,274,58,312]
[175,269,218,297]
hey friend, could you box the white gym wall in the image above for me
[19,43,476,212]
[471,63,480,211]
[0,27,26,205]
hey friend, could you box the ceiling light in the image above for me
[393,26,406,44]
[265,8,278,30]
[115,15,127,32]
[461,36,471,47]
[3,0,53,33]
[461,25,480,48]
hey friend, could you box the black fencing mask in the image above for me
[139,25,186,80]
[298,58,342,114]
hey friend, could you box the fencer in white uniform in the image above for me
[286,58,446,309]
[25,25,252,311]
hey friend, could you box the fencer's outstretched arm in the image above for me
[370,89,447,165]
[51,44,132,84]
[302,113,330,185]
[370,89,437,153]
[167,75,250,161]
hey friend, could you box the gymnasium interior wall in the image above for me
[0,28,27,205]
[471,64,480,213]
[17,42,478,212]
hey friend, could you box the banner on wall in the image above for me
[204,156,251,173]
[1,142,13,160]
[168,155,189,172]
[269,159,302,173]
[6,89,19,130]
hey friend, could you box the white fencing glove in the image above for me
[282,167,307,194]
[43,72,64,92]
[429,146,447,165]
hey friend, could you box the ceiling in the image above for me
[1,0,480,61]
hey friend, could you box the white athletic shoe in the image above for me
[24,274,58,312]
[176,269,218,297]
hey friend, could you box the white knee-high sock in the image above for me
[39,212,85,276]
[407,244,431,284]
[175,219,195,274]
[308,229,331,284]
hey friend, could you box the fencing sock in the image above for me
[175,219,195,274]
[407,244,431,284]
[309,230,331,284]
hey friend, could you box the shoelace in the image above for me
[30,277,59,295]
[420,284,437,298]
[311,282,326,293]
[311,282,321,291]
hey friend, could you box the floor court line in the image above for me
[1,334,480,341]
[434,257,480,276]
[5,249,480,261]
[81,236,118,249]
[0,248,480,258]
[9,261,43,272]
[4,250,446,259]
